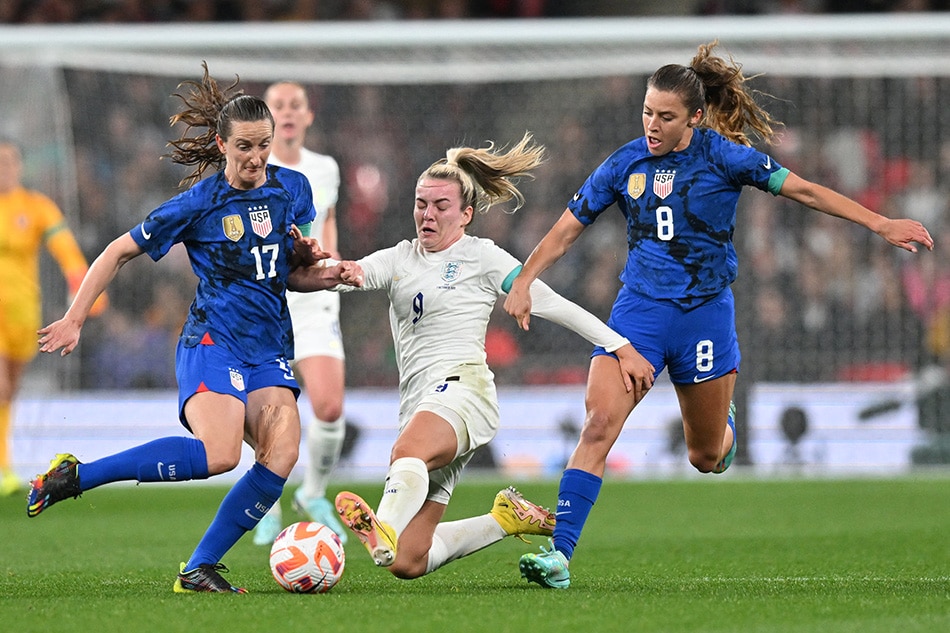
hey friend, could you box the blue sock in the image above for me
[553,468,602,560]
[185,462,285,569]
[77,436,209,490]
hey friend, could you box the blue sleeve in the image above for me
[293,174,317,227]
[129,191,195,262]
[714,134,786,195]
[568,152,624,226]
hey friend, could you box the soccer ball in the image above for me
[269,521,346,593]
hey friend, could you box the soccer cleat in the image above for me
[335,490,397,567]
[173,562,247,594]
[713,401,738,474]
[490,486,556,541]
[293,489,348,544]
[252,509,283,546]
[519,538,571,589]
[27,453,82,517]
[1,469,24,497]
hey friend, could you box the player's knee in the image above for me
[687,447,720,473]
[388,560,425,580]
[312,400,343,423]
[205,446,243,475]
[578,408,616,446]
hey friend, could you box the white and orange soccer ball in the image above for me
[269,521,346,593]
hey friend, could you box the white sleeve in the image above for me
[527,279,629,352]
[330,244,399,293]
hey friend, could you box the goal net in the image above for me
[3,14,950,397]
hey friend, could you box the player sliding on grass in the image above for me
[292,133,653,579]
[27,64,349,594]
[505,40,934,589]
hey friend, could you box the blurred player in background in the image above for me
[505,40,934,589]
[27,65,346,593]
[252,81,348,546]
[292,133,654,579]
[0,137,106,496]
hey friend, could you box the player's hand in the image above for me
[879,218,934,253]
[38,316,83,357]
[289,224,331,265]
[614,344,655,401]
[338,261,364,287]
[503,276,533,330]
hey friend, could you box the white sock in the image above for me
[425,515,507,574]
[300,416,344,499]
[376,457,429,536]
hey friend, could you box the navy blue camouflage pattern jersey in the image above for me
[130,165,316,364]
[569,127,789,309]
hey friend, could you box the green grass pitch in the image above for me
[2,475,949,632]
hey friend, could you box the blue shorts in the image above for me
[592,286,741,385]
[175,339,300,430]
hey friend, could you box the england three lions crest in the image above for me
[440,261,462,284]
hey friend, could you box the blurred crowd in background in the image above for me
[39,69,948,398]
[3,3,949,403]
[0,0,948,23]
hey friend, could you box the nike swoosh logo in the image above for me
[141,225,152,240]
[763,155,772,169]
[555,511,572,516]
[245,509,264,521]
[693,374,716,383]
[157,461,165,480]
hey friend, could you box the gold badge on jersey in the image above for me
[222,215,245,242]
[627,173,646,199]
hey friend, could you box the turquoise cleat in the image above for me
[519,538,570,589]
[714,400,738,474]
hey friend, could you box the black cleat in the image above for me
[173,562,248,594]
[27,453,82,517]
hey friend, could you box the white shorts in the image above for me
[400,363,499,504]
[287,290,345,361]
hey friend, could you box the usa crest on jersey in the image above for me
[249,206,272,238]
[229,368,246,392]
[653,170,676,199]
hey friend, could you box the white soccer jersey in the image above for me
[343,234,627,414]
[271,147,343,356]
[268,147,339,239]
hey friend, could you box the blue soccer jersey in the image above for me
[130,165,316,364]
[569,127,789,308]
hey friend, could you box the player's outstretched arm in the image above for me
[287,261,363,292]
[504,209,586,331]
[38,233,142,357]
[779,171,934,253]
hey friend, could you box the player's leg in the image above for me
[177,388,300,593]
[674,374,737,473]
[29,342,253,517]
[292,354,347,540]
[558,355,639,551]
[0,356,26,495]
[25,382,224,518]
[337,409,458,567]
[422,486,555,577]
[666,288,740,474]
[519,354,638,589]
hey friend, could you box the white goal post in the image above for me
[2,14,950,82]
